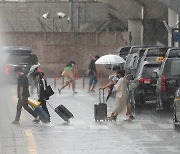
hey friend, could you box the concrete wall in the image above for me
[98,0,168,46]
[0,32,128,76]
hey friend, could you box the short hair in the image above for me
[113,65,120,71]
[14,67,23,73]
[95,55,100,59]
[116,69,125,77]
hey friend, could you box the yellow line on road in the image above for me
[25,129,37,154]
[12,94,37,154]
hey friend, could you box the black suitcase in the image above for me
[55,105,74,122]
[94,89,107,122]
[47,102,74,122]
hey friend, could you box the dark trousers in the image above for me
[40,99,50,119]
[15,98,37,122]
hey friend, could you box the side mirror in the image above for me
[151,72,158,79]
[126,74,134,80]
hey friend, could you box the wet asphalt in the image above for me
[0,78,180,154]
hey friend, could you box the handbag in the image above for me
[45,85,54,98]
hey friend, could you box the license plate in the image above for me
[144,81,151,84]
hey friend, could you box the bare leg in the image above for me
[71,80,76,94]
[58,81,69,93]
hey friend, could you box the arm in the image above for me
[101,81,113,89]
[19,86,23,100]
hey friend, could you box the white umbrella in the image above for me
[27,62,41,76]
[95,54,125,65]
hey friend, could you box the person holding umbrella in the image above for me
[108,70,135,121]
[27,62,40,93]
[101,65,120,101]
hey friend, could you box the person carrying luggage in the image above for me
[34,72,51,122]
[108,70,135,121]
[58,61,77,95]
[12,67,40,125]
[101,65,120,101]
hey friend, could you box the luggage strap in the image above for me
[99,88,105,104]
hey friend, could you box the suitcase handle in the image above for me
[46,101,55,111]
[99,88,105,103]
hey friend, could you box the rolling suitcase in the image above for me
[94,89,107,122]
[47,102,74,122]
[34,106,50,123]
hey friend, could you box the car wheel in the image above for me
[134,93,143,115]
[173,118,180,132]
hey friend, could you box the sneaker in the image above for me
[33,119,40,123]
[58,89,62,94]
[11,120,20,125]
[90,90,96,93]
[73,91,78,95]
[130,115,135,120]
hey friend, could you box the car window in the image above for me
[7,54,38,65]
[130,47,141,54]
[141,64,160,78]
[163,59,180,77]
[146,48,167,57]
[171,60,180,76]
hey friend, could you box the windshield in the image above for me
[130,47,141,54]
[141,64,160,78]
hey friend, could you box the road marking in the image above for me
[25,129,37,154]
[12,96,38,154]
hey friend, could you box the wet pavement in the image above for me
[0,78,180,154]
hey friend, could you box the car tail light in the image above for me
[5,64,9,75]
[138,78,152,84]
[161,75,166,93]
[37,67,40,72]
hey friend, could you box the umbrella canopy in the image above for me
[95,54,125,65]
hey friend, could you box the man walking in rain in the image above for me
[88,55,100,92]
[12,67,39,124]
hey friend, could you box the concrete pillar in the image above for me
[128,19,143,45]
[168,8,179,47]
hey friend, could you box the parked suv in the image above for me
[131,61,161,107]
[2,46,40,83]
[135,47,169,76]
[156,48,180,110]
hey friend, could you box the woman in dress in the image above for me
[108,70,134,121]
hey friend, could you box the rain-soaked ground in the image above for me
[0,78,180,154]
